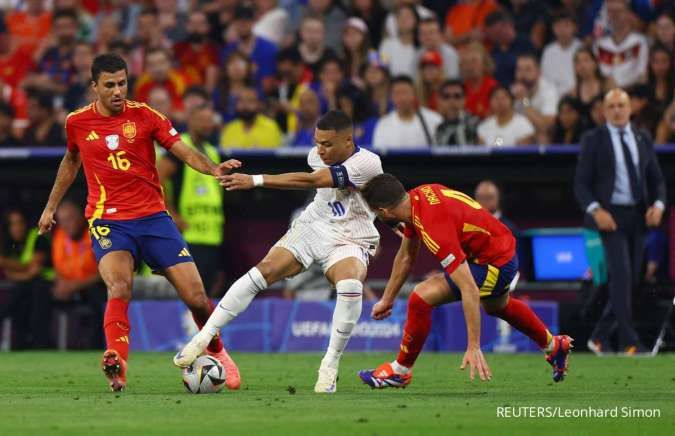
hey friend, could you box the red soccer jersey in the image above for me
[403,184,516,274]
[65,100,181,221]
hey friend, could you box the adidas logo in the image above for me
[178,248,191,257]
[86,131,100,141]
[115,335,129,344]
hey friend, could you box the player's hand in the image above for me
[592,207,617,232]
[219,173,254,191]
[214,159,242,177]
[460,346,492,381]
[371,298,394,320]
[38,208,56,235]
[645,206,663,228]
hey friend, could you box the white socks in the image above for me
[202,267,268,337]
[321,279,363,369]
[391,360,411,374]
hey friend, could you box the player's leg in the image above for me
[312,256,367,393]
[163,261,240,389]
[479,258,573,382]
[98,251,135,391]
[359,273,453,389]
[174,247,303,367]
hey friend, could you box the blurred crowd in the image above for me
[0,0,673,149]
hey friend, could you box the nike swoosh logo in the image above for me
[175,352,184,360]
[337,329,349,334]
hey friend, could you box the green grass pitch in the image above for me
[0,352,673,435]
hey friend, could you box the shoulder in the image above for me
[348,147,382,168]
[375,112,395,127]
[65,103,95,127]
[257,114,281,130]
[580,126,605,146]
[125,100,170,121]
[478,116,495,130]
[541,42,557,57]
[420,107,443,123]
[513,113,534,128]
[255,36,277,51]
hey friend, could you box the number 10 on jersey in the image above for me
[328,201,345,217]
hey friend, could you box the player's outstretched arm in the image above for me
[219,168,334,191]
[168,140,242,176]
[450,262,492,381]
[372,235,421,320]
[39,149,82,235]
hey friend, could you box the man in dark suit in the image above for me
[574,89,667,355]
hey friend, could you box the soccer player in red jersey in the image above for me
[357,174,573,388]
[37,53,241,391]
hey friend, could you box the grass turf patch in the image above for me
[0,352,673,435]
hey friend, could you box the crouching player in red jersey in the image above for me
[357,174,573,387]
[37,54,241,391]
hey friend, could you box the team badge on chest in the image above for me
[122,121,136,142]
[105,134,120,150]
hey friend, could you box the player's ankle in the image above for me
[544,331,555,353]
[391,360,411,374]
[321,348,342,369]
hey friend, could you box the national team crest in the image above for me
[105,134,119,150]
[99,237,112,249]
[122,121,136,140]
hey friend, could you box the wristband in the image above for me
[252,174,264,187]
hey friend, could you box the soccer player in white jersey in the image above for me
[173,110,383,393]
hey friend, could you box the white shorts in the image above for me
[274,219,377,273]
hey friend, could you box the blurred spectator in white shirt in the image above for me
[541,13,581,96]
[478,86,535,146]
[253,0,290,46]
[372,75,442,149]
[416,16,459,80]
[379,4,419,79]
[511,53,558,141]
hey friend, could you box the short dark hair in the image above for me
[319,55,343,74]
[516,52,539,65]
[91,53,128,83]
[419,16,440,27]
[488,85,512,101]
[485,10,513,27]
[183,85,209,100]
[390,75,414,88]
[316,110,352,132]
[26,88,54,111]
[276,47,302,64]
[441,79,463,91]
[53,8,78,22]
[552,12,574,23]
[361,174,407,209]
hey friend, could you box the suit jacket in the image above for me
[574,124,667,228]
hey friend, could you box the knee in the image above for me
[255,260,278,284]
[107,278,132,300]
[335,279,362,301]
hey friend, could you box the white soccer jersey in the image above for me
[296,146,383,244]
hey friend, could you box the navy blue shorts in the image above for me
[445,255,519,300]
[89,211,193,271]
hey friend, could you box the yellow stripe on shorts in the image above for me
[479,264,500,297]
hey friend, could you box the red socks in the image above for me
[104,298,130,361]
[493,297,550,349]
[191,299,224,353]
[396,292,433,368]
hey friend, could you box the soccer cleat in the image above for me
[101,349,127,392]
[358,362,412,389]
[587,338,605,356]
[314,365,338,393]
[546,335,573,383]
[206,347,241,390]
[173,332,212,368]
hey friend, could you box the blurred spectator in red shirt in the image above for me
[134,48,188,112]
[460,41,497,119]
[5,0,52,56]
[0,28,34,88]
[444,0,498,47]
[173,9,219,92]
